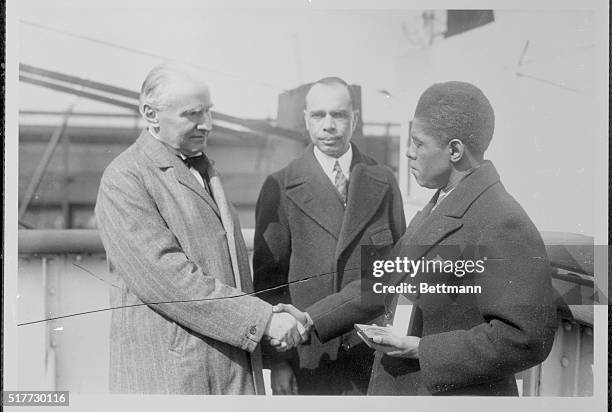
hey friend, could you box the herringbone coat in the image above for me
[95,130,272,394]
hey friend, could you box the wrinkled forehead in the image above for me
[305,83,353,111]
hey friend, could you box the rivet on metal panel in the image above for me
[75,255,83,262]
[560,357,570,367]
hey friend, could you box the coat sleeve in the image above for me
[95,165,272,353]
[253,174,292,305]
[417,213,557,394]
[307,172,407,342]
[252,174,296,364]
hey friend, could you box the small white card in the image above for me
[391,294,414,336]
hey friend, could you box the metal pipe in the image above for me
[18,229,256,254]
[61,134,71,228]
[19,230,104,254]
[19,75,138,112]
[20,63,140,100]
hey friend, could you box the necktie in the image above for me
[333,160,348,206]
[181,154,211,193]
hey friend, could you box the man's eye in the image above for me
[331,112,349,120]
[310,112,325,119]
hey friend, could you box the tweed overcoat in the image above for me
[253,144,405,394]
[95,130,272,394]
[367,161,557,396]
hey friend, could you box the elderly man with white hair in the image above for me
[95,63,303,394]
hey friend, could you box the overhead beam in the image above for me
[20,63,140,99]
[20,63,305,142]
[20,74,139,112]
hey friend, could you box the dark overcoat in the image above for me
[368,161,557,396]
[253,144,405,394]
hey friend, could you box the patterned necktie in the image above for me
[333,160,348,206]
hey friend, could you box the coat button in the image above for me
[341,343,350,351]
[249,325,257,335]
[384,311,392,320]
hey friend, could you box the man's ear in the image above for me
[141,104,159,128]
[303,109,311,133]
[350,109,360,134]
[448,139,465,162]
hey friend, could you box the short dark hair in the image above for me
[414,81,495,155]
[305,76,355,109]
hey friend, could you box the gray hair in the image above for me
[139,62,206,113]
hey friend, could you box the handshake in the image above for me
[263,303,312,351]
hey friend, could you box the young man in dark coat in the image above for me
[367,81,557,396]
[253,77,405,395]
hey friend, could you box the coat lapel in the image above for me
[285,147,345,239]
[384,214,463,293]
[140,130,221,217]
[335,155,389,259]
[384,161,501,290]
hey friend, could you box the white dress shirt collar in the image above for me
[313,144,353,183]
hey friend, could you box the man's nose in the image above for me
[406,143,416,160]
[197,112,213,131]
[321,113,336,132]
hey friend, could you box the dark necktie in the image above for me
[181,154,211,193]
[333,160,348,206]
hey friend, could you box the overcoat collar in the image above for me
[138,129,221,217]
[284,144,390,257]
[386,161,501,289]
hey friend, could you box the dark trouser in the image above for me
[293,342,374,395]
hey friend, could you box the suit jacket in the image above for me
[95,130,272,394]
[368,161,557,396]
[253,144,405,393]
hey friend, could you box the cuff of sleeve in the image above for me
[305,303,337,342]
[303,312,314,331]
[417,334,456,394]
[300,312,315,344]
[241,302,273,353]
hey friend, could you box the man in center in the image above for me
[253,77,406,395]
